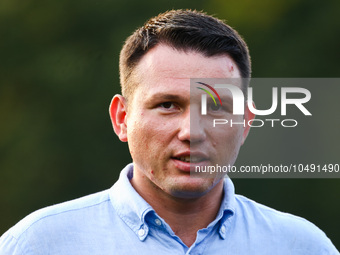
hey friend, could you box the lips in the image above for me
[173,155,207,163]
[171,151,210,172]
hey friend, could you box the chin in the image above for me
[166,178,217,199]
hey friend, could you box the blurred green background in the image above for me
[0,0,339,249]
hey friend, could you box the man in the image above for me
[0,9,338,254]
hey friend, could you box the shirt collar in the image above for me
[217,177,236,239]
[109,163,236,241]
[109,163,153,241]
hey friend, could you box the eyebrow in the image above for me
[207,95,233,103]
[145,92,233,106]
[218,95,233,102]
[146,93,185,102]
[206,95,233,110]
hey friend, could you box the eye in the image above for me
[159,102,175,109]
[208,103,222,112]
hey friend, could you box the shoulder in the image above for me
[235,194,310,223]
[234,194,338,254]
[10,189,111,238]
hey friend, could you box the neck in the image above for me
[131,175,224,247]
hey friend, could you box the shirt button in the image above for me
[155,219,162,226]
[138,229,145,237]
[221,226,226,234]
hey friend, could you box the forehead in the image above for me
[131,44,241,100]
[136,44,239,79]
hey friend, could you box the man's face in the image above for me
[114,44,251,199]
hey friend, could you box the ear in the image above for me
[109,95,128,142]
[241,100,256,145]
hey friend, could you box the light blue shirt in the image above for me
[0,164,338,254]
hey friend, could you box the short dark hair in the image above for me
[119,9,251,99]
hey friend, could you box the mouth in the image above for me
[172,155,207,163]
[171,152,210,172]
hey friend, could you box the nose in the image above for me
[177,108,206,143]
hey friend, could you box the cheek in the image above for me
[126,117,147,157]
[127,116,170,159]
[213,126,244,160]
[213,124,243,143]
